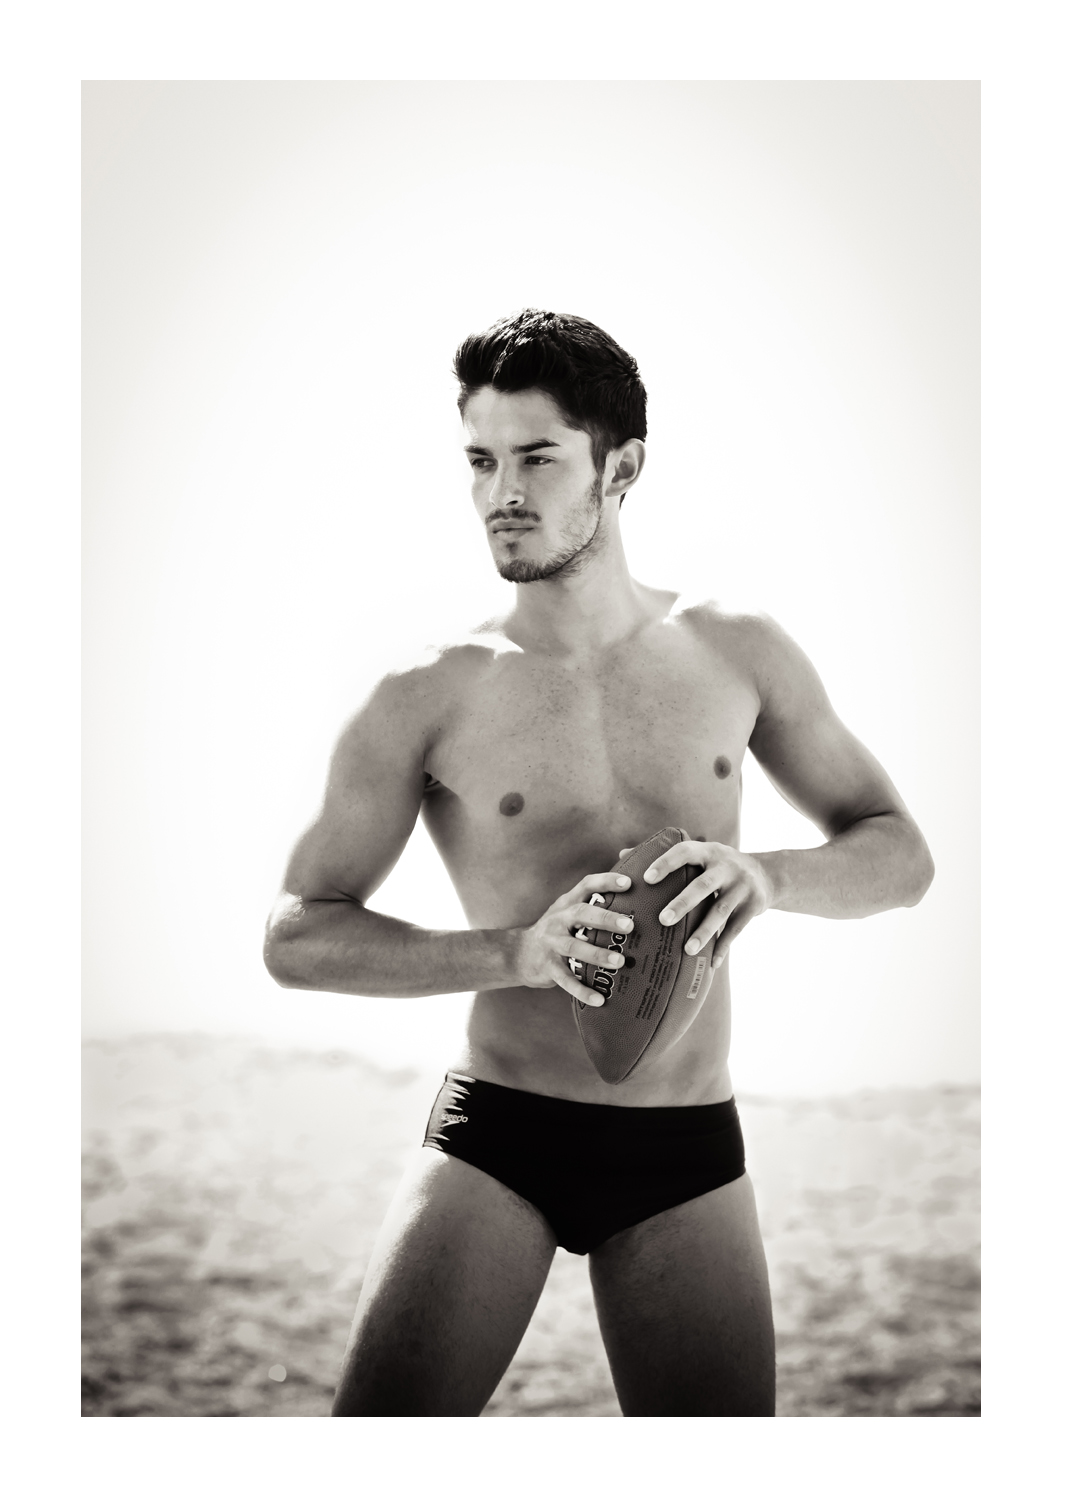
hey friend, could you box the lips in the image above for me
[491,523,535,535]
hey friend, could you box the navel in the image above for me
[714,756,732,779]
[499,791,525,817]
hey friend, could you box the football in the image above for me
[568,827,715,1085]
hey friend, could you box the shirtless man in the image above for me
[263,309,934,1417]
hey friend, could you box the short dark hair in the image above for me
[453,309,647,475]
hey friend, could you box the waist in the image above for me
[454,978,734,1108]
[438,1069,740,1129]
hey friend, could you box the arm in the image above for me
[263,666,635,1005]
[645,614,934,970]
[747,614,934,916]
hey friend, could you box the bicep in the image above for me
[282,678,430,905]
[746,619,908,837]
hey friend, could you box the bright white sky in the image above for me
[83,81,978,1093]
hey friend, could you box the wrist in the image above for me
[493,925,529,988]
[748,851,784,911]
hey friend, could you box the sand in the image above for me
[82,1036,979,1417]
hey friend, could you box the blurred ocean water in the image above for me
[82,1037,979,1417]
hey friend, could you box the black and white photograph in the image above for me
[82,81,979,1422]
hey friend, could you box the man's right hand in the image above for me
[513,871,635,1007]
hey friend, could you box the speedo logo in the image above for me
[440,1113,468,1126]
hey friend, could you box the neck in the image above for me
[504,524,650,657]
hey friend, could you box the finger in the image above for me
[567,870,633,902]
[562,928,628,971]
[617,847,636,859]
[550,960,605,1007]
[681,888,737,954]
[657,875,723,927]
[708,906,755,970]
[642,841,707,884]
[567,935,631,968]
[572,903,635,935]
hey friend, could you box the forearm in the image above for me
[753,812,934,919]
[264,897,522,997]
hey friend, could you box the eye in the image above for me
[469,457,495,470]
[524,455,552,465]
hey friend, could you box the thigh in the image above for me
[588,1173,775,1416]
[332,1147,558,1416]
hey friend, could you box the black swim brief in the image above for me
[423,1072,746,1256]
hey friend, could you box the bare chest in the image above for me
[424,632,759,912]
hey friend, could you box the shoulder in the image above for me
[336,625,512,752]
[377,624,511,698]
[669,594,793,661]
[668,595,822,705]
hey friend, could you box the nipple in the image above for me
[714,757,732,779]
[499,792,525,817]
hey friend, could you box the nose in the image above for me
[487,459,523,510]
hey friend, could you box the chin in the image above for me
[496,536,603,585]
[496,557,557,584]
[494,542,577,583]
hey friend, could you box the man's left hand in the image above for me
[619,839,772,973]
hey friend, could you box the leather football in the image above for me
[568,827,715,1085]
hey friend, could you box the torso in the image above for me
[418,591,762,1106]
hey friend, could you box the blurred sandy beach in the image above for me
[82,1036,979,1417]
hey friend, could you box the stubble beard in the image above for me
[494,478,606,584]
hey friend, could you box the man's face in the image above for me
[462,387,606,583]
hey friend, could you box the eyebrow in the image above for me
[464,438,561,456]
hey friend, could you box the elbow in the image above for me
[263,927,305,989]
[262,901,317,990]
[903,830,936,908]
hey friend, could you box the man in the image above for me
[263,309,934,1417]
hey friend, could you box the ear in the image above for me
[603,439,646,501]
